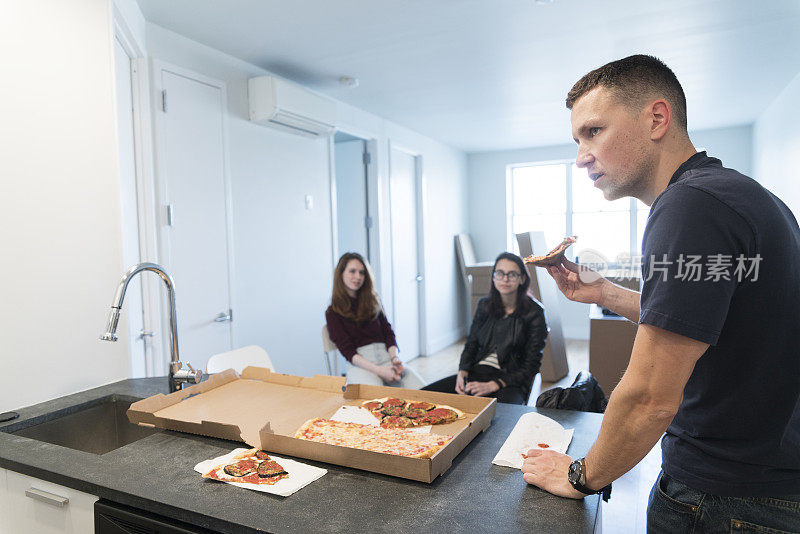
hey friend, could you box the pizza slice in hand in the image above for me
[524,236,577,267]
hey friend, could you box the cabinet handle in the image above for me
[25,487,69,508]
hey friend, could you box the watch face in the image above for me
[568,460,582,484]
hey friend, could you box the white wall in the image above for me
[146,25,334,377]
[691,125,753,177]
[754,70,800,218]
[146,24,469,374]
[0,0,130,412]
[466,124,754,340]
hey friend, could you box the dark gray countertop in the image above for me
[0,378,604,533]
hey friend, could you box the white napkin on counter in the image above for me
[330,405,432,433]
[194,449,326,497]
[492,412,574,469]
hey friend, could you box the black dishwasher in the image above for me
[95,499,219,533]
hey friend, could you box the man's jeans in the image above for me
[647,471,800,533]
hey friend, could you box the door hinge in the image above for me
[362,151,371,165]
[161,89,167,112]
[365,216,373,229]
[166,204,174,226]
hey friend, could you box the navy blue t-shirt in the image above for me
[640,152,800,497]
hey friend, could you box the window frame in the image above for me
[507,160,642,264]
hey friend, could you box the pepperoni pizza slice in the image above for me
[524,236,577,267]
[203,448,289,485]
[361,397,465,427]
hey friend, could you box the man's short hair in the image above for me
[566,54,688,131]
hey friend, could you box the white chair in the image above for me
[321,325,342,377]
[206,345,274,374]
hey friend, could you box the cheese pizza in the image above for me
[294,418,452,458]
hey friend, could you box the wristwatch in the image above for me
[568,457,612,502]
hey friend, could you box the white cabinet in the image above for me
[0,468,8,527]
[1,470,98,533]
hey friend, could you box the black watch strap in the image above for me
[570,478,597,495]
[569,458,612,502]
[572,480,612,502]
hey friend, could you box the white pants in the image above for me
[345,342,425,389]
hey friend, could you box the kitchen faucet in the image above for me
[100,262,202,392]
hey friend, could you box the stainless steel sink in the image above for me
[8,395,160,455]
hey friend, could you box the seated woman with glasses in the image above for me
[325,252,424,388]
[422,252,547,404]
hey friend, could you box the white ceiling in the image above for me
[136,0,800,153]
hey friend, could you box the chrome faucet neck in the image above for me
[101,262,201,392]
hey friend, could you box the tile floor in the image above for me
[406,339,661,534]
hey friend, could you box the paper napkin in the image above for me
[492,412,574,469]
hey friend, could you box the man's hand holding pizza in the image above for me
[547,257,641,323]
[546,257,606,305]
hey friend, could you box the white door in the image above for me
[335,139,370,258]
[158,68,233,373]
[390,148,422,361]
[114,37,147,377]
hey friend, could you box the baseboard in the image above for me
[424,325,467,356]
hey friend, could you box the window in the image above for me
[509,161,649,265]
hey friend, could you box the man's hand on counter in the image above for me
[521,450,586,500]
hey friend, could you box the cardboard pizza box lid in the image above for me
[127,368,496,483]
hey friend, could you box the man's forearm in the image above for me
[598,281,641,322]
[582,377,674,490]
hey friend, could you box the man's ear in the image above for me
[649,99,671,141]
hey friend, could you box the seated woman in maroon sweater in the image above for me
[325,252,424,388]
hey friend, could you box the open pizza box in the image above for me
[127,367,496,483]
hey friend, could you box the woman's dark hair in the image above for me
[330,252,381,322]
[489,252,532,317]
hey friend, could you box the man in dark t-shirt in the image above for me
[520,55,800,532]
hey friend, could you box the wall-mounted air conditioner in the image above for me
[248,76,337,137]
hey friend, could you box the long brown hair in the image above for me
[330,252,381,322]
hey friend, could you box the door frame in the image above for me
[150,60,238,366]
[112,6,161,377]
[387,140,428,357]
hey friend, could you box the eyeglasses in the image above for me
[493,270,522,282]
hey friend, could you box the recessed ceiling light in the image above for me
[535,0,554,4]
[339,76,359,88]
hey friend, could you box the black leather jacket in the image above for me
[459,296,548,399]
